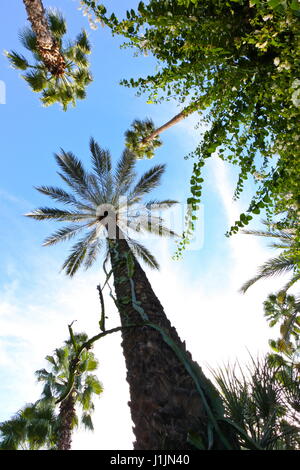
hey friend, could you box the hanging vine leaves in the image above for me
[82,0,300,264]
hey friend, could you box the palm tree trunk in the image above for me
[57,393,76,450]
[109,236,238,450]
[23,0,66,76]
[140,99,201,146]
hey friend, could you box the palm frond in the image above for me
[55,150,88,189]
[240,256,299,293]
[114,148,136,194]
[36,185,79,206]
[47,10,67,38]
[25,207,91,222]
[129,164,166,203]
[138,217,179,238]
[61,229,97,276]
[43,224,90,246]
[89,138,112,176]
[81,413,93,431]
[23,70,47,92]
[5,50,29,70]
[242,229,294,241]
[83,238,104,270]
[19,27,38,53]
[128,239,160,269]
[76,30,91,54]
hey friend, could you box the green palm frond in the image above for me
[43,224,89,246]
[35,185,85,208]
[5,50,29,70]
[114,149,136,194]
[90,138,112,176]
[128,239,160,270]
[242,229,294,241]
[55,150,88,189]
[83,239,104,270]
[23,70,48,92]
[25,207,91,222]
[81,413,94,431]
[129,164,166,203]
[61,229,98,276]
[240,255,298,294]
[138,216,179,238]
[76,31,91,54]
[47,10,67,38]
[18,27,38,53]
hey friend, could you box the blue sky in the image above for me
[0,0,292,450]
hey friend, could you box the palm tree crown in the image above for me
[26,129,178,275]
[6,11,92,110]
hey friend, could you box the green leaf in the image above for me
[6,51,29,70]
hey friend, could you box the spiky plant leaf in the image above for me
[23,70,47,92]
[129,164,166,203]
[19,27,38,53]
[129,239,160,269]
[81,413,93,431]
[74,49,88,67]
[5,50,29,70]
[76,31,91,54]
[47,10,67,38]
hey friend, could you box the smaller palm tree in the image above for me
[6,10,92,110]
[0,332,102,450]
[35,332,103,450]
[240,220,300,294]
[0,401,57,450]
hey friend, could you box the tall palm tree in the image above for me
[240,221,300,294]
[6,8,92,110]
[0,332,102,450]
[26,127,238,450]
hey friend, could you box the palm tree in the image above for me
[0,401,57,450]
[6,7,92,110]
[212,356,300,450]
[264,293,300,363]
[25,125,238,450]
[35,332,103,450]
[240,221,300,294]
[0,332,102,450]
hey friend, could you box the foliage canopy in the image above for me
[83,0,300,262]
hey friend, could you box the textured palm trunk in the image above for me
[56,393,76,450]
[140,99,201,147]
[23,0,66,76]
[109,236,238,450]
